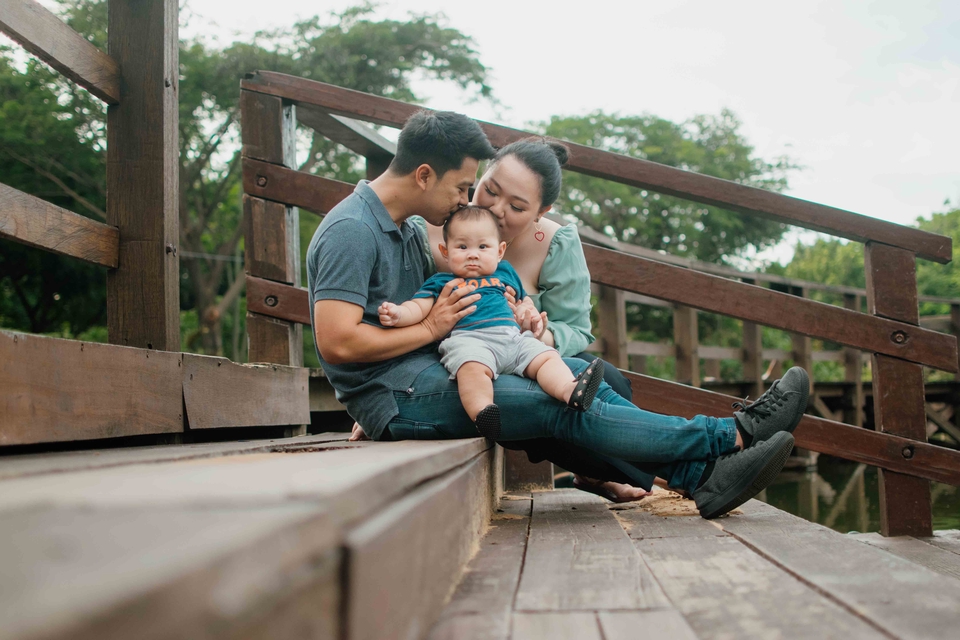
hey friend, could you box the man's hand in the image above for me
[421,279,479,341]
[349,422,370,441]
[378,301,402,327]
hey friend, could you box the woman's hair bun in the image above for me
[547,140,570,167]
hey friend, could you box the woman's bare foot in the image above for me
[573,475,651,503]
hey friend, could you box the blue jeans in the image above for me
[385,358,737,494]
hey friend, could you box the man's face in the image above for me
[420,158,480,226]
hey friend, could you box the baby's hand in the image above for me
[378,301,402,326]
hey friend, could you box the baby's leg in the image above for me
[525,351,577,404]
[456,361,496,421]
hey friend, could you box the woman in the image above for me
[422,137,653,501]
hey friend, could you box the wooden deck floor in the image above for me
[429,489,960,640]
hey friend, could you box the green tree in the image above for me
[542,110,796,263]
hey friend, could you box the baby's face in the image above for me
[443,217,505,278]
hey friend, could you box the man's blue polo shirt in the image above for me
[306,180,437,440]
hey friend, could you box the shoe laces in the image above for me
[731,380,784,420]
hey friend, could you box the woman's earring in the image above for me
[534,218,545,242]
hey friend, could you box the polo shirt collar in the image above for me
[355,180,406,236]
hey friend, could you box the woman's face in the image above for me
[472,155,549,244]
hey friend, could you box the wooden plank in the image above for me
[510,613,602,640]
[106,0,180,351]
[926,530,960,556]
[0,331,182,446]
[242,158,355,215]
[243,196,299,284]
[628,341,676,357]
[0,503,339,640]
[622,371,960,486]
[181,353,309,430]
[598,611,698,640]
[297,104,396,160]
[674,305,700,386]
[247,276,311,325]
[925,403,960,444]
[598,285,629,369]
[719,500,960,640]
[503,448,553,491]
[345,451,496,640]
[0,0,119,103]
[698,345,741,360]
[240,90,296,167]
[427,498,531,640]
[636,530,886,639]
[247,311,304,364]
[0,183,118,267]
[850,533,960,581]
[241,72,953,263]
[865,242,932,537]
[583,244,959,372]
[612,489,727,539]
[515,489,668,611]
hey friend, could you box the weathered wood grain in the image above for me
[866,242,933,537]
[639,530,885,639]
[241,72,952,263]
[926,530,960,556]
[511,613,603,640]
[515,489,668,612]
[243,196,299,284]
[0,183,118,267]
[427,498,531,640]
[246,311,304,366]
[0,0,119,103]
[246,276,311,325]
[0,503,339,640]
[181,353,309,430]
[240,91,296,167]
[622,371,960,486]
[242,158,355,215]
[673,305,700,386]
[0,331,182,446]
[106,0,180,350]
[719,500,960,639]
[612,501,726,540]
[345,451,496,640]
[503,448,553,491]
[850,533,960,581]
[583,244,958,372]
[598,611,699,640]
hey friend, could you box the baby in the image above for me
[378,206,604,438]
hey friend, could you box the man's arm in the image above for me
[315,279,478,365]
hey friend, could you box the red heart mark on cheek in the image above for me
[535,231,545,242]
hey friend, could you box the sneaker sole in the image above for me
[698,434,794,520]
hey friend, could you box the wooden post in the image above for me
[240,90,303,369]
[741,279,764,399]
[790,287,813,382]
[598,286,629,370]
[843,294,864,427]
[865,242,932,537]
[951,303,960,382]
[106,0,180,350]
[673,305,699,386]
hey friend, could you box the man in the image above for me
[307,110,806,519]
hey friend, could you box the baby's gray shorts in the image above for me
[438,325,555,380]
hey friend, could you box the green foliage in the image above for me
[542,110,796,263]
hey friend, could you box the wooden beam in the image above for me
[246,276,311,325]
[0,331,182,446]
[243,195,299,285]
[622,370,960,486]
[106,0,179,350]
[297,104,396,159]
[0,183,118,267]
[0,0,120,104]
[673,305,700,386]
[242,72,952,263]
[242,158,355,215]
[598,285,628,369]
[843,293,865,427]
[181,354,309,430]
[866,242,932,537]
[582,243,959,372]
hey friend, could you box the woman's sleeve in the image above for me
[538,224,596,356]
[408,216,437,278]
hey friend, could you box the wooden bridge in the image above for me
[2,2,960,638]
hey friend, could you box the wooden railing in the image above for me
[0,2,308,447]
[238,71,960,537]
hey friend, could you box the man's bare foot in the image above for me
[573,475,651,503]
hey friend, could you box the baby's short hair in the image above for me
[442,206,501,243]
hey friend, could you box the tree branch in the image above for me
[4,150,107,221]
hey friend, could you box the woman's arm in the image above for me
[535,225,595,356]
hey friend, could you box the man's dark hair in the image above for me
[442,206,501,244]
[390,110,496,178]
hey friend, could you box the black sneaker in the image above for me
[734,366,809,447]
[694,431,794,519]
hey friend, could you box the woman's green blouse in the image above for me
[409,216,595,357]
